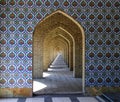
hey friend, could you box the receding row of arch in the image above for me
[33,10,85,92]
[43,27,74,71]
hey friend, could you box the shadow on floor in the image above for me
[33,68,82,94]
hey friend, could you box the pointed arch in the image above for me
[44,35,69,71]
[43,27,74,71]
[33,10,85,93]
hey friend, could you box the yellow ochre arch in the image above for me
[33,10,85,93]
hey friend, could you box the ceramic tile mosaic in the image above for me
[0,0,120,90]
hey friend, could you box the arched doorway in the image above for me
[33,10,85,93]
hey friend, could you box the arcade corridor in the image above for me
[0,0,120,100]
[33,10,85,94]
[33,54,82,94]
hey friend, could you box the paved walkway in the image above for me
[33,54,82,94]
[0,94,100,102]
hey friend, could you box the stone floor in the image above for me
[100,92,120,102]
[33,54,82,94]
[0,94,100,102]
[33,68,82,94]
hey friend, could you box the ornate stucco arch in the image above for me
[33,10,85,93]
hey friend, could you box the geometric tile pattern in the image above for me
[0,96,100,102]
[0,0,120,88]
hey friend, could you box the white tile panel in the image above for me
[0,98,18,102]
[77,97,99,102]
[52,97,71,102]
[26,98,44,102]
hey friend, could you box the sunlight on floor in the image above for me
[43,72,51,77]
[48,68,54,71]
[33,81,47,92]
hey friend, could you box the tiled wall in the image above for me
[0,0,120,95]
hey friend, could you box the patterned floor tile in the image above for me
[25,98,44,102]
[77,97,99,102]
[52,97,71,102]
[0,98,18,102]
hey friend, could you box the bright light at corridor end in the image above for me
[57,51,62,55]
[33,81,47,92]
